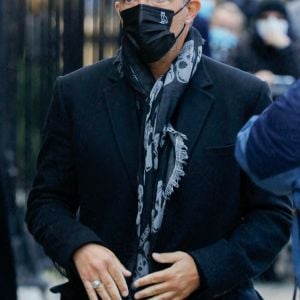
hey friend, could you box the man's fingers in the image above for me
[82,280,98,300]
[134,268,170,288]
[109,265,129,297]
[95,283,111,300]
[152,252,183,264]
[117,260,132,277]
[134,282,169,299]
[101,272,123,300]
[74,244,132,299]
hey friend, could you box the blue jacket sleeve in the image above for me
[235,80,300,196]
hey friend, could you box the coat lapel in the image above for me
[103,57,214,189]
[104,75,139,191]
[175,59,215,155]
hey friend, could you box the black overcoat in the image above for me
[26,55,292,299]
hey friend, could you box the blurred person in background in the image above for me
[229,0,300,93]
[199,0,259,24]
[227,0,259,21]
[0,136,17,300]
[194,0,249,62]
[197,0,217,20]
[209,2,245,62]
[193,13,211,55]
[193,0,217,56]
[235,79,300,289]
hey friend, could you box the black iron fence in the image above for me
[0,0,120,288]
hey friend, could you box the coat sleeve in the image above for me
[189,82,293,297]
[235,115,300,196]
[25,77,104,272]
[235,80,300,195]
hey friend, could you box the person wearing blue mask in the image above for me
[235,79,300,290]
[26,0,292,299]
[209,2,245,62]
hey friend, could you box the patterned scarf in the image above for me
[115,27,203,283]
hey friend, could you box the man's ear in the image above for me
[115,1,121,17]
[186,0,201,24]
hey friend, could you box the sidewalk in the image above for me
[256,282,295,299]
[18,282,295,300]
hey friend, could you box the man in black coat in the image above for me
[26,0,292,299]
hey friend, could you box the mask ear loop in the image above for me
[175,24,186,39]
[173,0,191,16]
[174,0,191,39]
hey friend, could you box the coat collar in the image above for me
[103,56,214,189]
[175,58,214,155]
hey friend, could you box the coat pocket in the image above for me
[206,144,235,156]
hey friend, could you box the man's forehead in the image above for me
[116,0,194,4]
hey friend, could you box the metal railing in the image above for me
[0,0,120,293]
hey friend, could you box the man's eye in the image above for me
[120,0,134,4]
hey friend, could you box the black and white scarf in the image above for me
[115,27,203,282]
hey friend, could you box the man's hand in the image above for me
[133,251,200,300]
[73,243,131,300]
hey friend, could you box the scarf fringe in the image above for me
[165,133,189,199]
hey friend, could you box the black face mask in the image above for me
[120,2,189,63]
